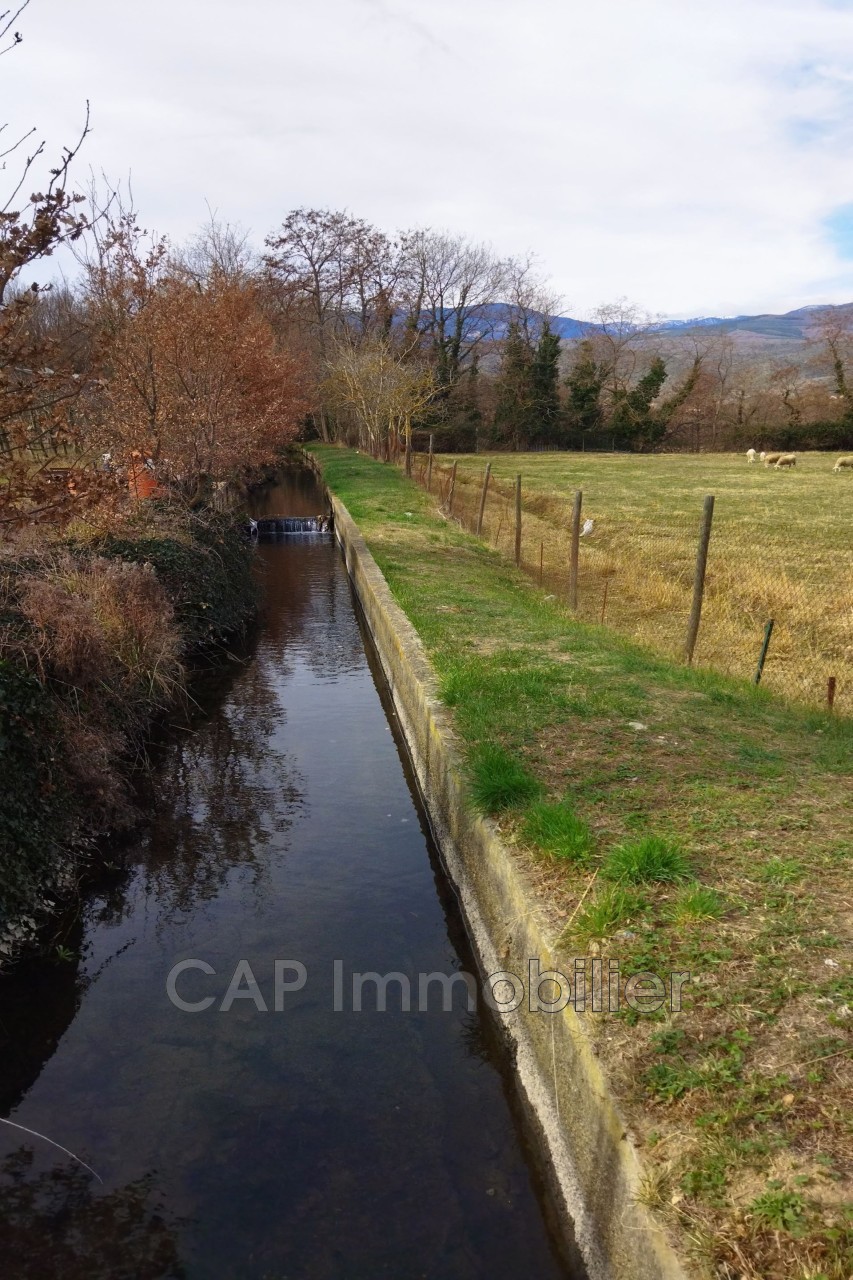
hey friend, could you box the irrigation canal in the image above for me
[0,467,584,1279]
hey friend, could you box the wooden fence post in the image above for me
[569,489,582,610]
[447,460,458,515]
[684,494,715,664]
[514,474,522,567]
[427,434,434,492]
[404,421,412,477]
[753,618,775,684]
[827,675,837,712]
[476,462,491,536]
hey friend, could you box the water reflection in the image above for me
[0,467,581,1279]
[0,1151,186,1280]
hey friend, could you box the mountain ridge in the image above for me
[548,301,853,342]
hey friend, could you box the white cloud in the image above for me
[5,0,853,316]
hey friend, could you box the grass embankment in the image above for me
[314,445,852,1280]
[0,502,256,953]
[423,450,853,715]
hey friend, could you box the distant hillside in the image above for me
[458,302,852,346]
[403,301,851,367]
[556,301,853,343]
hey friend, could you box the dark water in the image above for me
[0,469,581,1279]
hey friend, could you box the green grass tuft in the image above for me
[468,743,542,814]
[603,835,692,884]
[757,857,804,885]
[522,800,594,862]
[564,884,646,948]
[668,883,725,923]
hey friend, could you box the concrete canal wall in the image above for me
[326,485,691,1280]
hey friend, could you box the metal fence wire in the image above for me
[413,453,852,717]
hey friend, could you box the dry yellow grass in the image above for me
[419,450,853,715]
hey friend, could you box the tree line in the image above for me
[4,8,853,540]
[254,211,853,457]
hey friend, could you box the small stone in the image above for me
[837,1004,852,1019]
[782,1093,795,1106]
[628,721,648,731]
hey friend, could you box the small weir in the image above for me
[0,465,584,1279]
[251,515,334,535]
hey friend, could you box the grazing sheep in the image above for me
[834,456,853,472]
[746,448,758,463]
[774,453,797,468]
[762,452,782,466]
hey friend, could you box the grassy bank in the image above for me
[417,450,852,715]
[0,502,256,954]
[314,444,852,1280]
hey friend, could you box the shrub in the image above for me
[0,660,74,933]
[0,504,258,950]
[90,509,256,653]
[0,553,184,828]
[18,555,183,711]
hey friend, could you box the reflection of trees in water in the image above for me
[0,925,85,1115]
[458,1006,493,1066]
[0,927,136,1115]
[0,1149,186,1279]
[259,542,367,684]
[87,614,307,928]
[132,686,305,918]
[250,468,324,519]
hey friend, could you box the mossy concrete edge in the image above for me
[328,486,691,1280]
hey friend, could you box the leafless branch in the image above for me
[0,0,28,55]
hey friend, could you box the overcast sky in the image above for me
[6,0,853,318]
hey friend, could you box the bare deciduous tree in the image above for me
[323,336,435,463]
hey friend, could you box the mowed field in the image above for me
[423,451,853,715]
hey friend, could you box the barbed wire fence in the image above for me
[411,450,852,717]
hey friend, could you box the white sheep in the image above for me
[834,456,853,472]
[746,448,757,463]
[762,451,782,466]
[774,453,797,468]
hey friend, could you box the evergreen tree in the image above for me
[565,340,605,441]
[610,355,701,450]
[530,321,563,444]
[493,321,534,449]
[450,352,483,450]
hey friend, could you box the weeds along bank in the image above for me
[313,445,852,1280]
[419,450,852,716]
[0,503,256,957]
